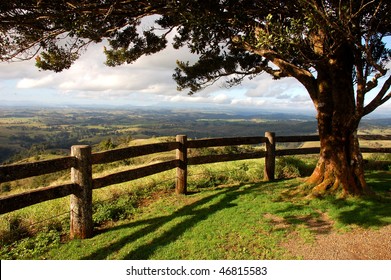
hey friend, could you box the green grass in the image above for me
[37,181,294,260]
[1,154,390,260]
[2,167,390,260]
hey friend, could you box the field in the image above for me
[0,106,322,164]
[0,106,390,260]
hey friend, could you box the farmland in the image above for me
[0,106,316,164]
[1,106,390,165]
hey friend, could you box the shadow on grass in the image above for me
[328,171,391,228]
[366,171,391,194]
[82,186,244,260]
[272,173,391,230]
[80,173,391,259]
[330,197,391,228]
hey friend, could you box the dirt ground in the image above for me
[280,213,391,260]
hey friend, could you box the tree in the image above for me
[1,0,390,196]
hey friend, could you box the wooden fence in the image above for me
[1,132,390,239]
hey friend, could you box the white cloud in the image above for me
[7,41,198,96]
[17,75,55,88]
[244,74,307,100]
[0,37,389,117]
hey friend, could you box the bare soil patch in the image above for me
[280,213,391,260]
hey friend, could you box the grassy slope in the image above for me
[1,126,390,260]
[37,171,391,260]
[1,150,390,260]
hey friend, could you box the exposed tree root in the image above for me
[302,155,372,198]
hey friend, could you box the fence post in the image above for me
[70,145,93,239]
[176,135,188,194]
[264,132,276,181]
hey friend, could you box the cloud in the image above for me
[8,41,198,96]
[17,75,55,88]
[244,74,307,100]
[164,92,231,105]
[0,36,312,111]
[0,36,389,116]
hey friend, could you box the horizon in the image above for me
[1,36,390,117]
[1,103,390,120]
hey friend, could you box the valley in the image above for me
[0,106,390,164]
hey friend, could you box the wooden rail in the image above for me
[0,132,390,239]
[0,156,77,183]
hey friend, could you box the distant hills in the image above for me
[0,106,389,164]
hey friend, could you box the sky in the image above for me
[0,36,390,117]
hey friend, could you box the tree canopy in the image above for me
[1,0,391,195]
[1,1,390,115]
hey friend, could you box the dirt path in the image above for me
[281,216,391,260]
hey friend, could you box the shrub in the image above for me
[189,170,229,189]
[275,156,315,179]
[364,153,391,171]
[1,183,11,193]
[93,195,137,225]
[0,230,60,260]
[4,216,31,242]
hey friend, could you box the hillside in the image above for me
[1,171,390,260]
[1,106,390,164]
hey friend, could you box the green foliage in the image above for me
[92,179,161,226]
[2,1,389,88]
[0,230,61,260]
[93,196,137,225]
[35,47,79,72]
[1,161,390,259]
[98,138,117,151]
[275,156,316,179]
[1,183,11,193]
[188,160,263,191]
[365,154,391,171]
[1,216,31,243]
[189,170,229,189]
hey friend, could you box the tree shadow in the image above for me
[366,171,391,195]
[329,196,391,228]
[263,173,391,233]
[329,171,391,228]
[82,186,245,259]
[80,174,391,259]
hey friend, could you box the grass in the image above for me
[2,167,390,260]
[1,154,390,260]
[38,181,295,260]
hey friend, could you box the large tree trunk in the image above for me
[306,127,372,196]
[305,44,373,197]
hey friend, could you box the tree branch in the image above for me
[363,75,391,116]
[242,42,317,101]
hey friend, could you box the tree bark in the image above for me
[306,128,371,196]
[305,44,373,196]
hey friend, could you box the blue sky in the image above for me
[0,38,390,116]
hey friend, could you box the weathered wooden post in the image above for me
[264,132,276,181]
[176,135,188,194]
[70,145,93,239]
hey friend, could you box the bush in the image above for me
[0,230,60,260]
[364,153,391,171]
[275,156,315,179]
[1,183,11,193]
[93,195,137,225]
[189,169,229,189]
[1,216,31,243]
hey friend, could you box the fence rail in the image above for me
[0,156,77,182]
[1,132,390,239]
[91,142,180,164]
[93,160,180,190]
